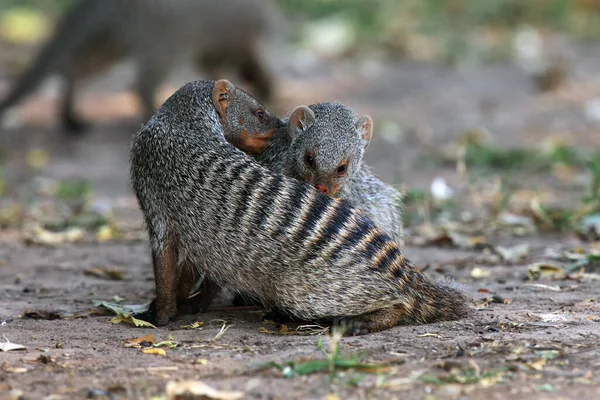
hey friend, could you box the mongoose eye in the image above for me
[336,163,347,176]
[255,110,265,121]
[304,152,314,167]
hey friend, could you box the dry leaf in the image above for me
[495,243,530,263]
[527,263,565,280]
[448,231,486,249]
[0,339,26,352]
[126,334,156,345]
[91,300,149,315]
[142,348,166,356]
[417,333,442,338]
[166,380,244,400]
[180,321,204,330]
[24,226,85,247]
[26,148,49,170]
[527,359,547,371]
[96,225,115,242]
[84,267,125,280]
[110,314,156,329]
[471,267,491,279]
[0,8,49,44]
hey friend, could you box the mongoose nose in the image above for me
[315,184,329,194]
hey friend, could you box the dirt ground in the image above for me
[1,44,600,400]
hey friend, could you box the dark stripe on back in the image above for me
[228,161,253,180]
[300,201,353,265]
[375,245,403,274]
[232,168,264,229]
[253,174,284,228]
[362,231,390,260]
[195,151,222,187]
[326,213,372,262]
[271,181,307,240]
[292,194,331,244]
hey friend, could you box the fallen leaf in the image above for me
[527,263,565,280]
[527,359,547,371]
[26,148,49,170]
[110,314,156,329]
[471,267,491,279]
[193,358,209,365]
[91,300,149,316]
[417,333,442,338]
[24,226,85,247]
[448,231,487,249]
[126,334,156,345]
[96,225,115,242]
[84,267,125,280]
[3,367,27,373]
[0,338,26,352]
[495,243,530,263]
[142,348,166,356]
[522,283,562,291]
[0,7,50,44]
[165,380,244,400]
[180,321,204,330]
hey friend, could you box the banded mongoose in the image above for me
[0,0,282,133]
[129,79,470,335]
[257,102,404,246]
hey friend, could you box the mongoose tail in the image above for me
[0,0,118,132]
[334,262,470,335]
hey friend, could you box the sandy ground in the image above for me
[1,43,600,400]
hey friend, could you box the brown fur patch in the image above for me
[336,306,406,336]
[238,129,275,155]
[152,233,180,326]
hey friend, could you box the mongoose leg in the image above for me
[238,48,273,103]
[176,274,222,316]
[332,306,407,336]
[135,58,170,122]
[60,77,90,134]
[151,235,180,326]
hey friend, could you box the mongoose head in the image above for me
[212,79,282,155]
[286,102,373,197]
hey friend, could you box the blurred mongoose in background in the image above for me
[0,0,282,133]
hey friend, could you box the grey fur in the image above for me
[130,80,469,335]
[0,0,283,133]
[257,102,405,246]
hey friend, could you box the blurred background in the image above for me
[1,0,600,245]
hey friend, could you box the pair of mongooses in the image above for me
[257,102,404,246]
[129,79,469,335]
[0,0,282,133]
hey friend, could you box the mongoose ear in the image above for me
[212,79,236,121]
[356,115,373,149]
[288,105,315,138]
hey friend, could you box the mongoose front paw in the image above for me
[331,317,372,336]
[133,299,158,325]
